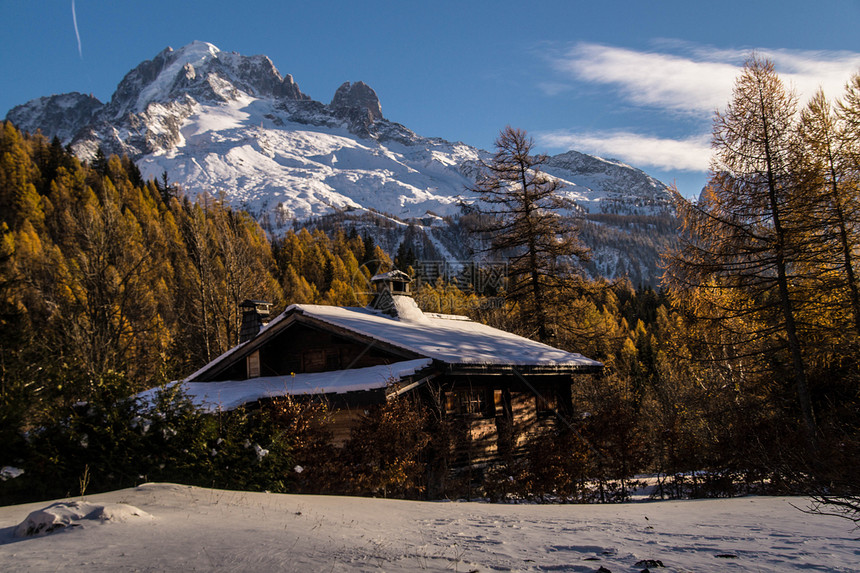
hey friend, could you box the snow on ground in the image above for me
[0,483,856,572]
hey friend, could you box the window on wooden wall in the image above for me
[246,351,260,378]
[445,388,492,417]
[535,390,557,417]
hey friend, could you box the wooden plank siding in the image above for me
[435,375,574,467]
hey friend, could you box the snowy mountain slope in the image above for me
[6,92,103,144]
[5,41,678,284]
[545,150,673,215]
[177,127,479,221]
[135,98,483,224]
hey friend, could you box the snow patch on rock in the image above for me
[0,466,24,481]
[14,501,153,538]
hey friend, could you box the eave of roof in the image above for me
[144,358,434,413]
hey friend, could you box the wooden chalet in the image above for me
[169,271,603,466]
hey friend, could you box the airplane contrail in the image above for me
[72,0,82,58]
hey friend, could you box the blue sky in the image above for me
[2,0,860,196]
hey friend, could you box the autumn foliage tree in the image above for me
[664,57,820,442]
[798,87,860,338]
[0,123,285,418]
[662,58,860,519]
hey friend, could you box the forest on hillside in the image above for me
[0,57,858,513]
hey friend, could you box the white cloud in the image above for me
[551,42,860,114]
[536,130,711,172]
[552,43,738,114]
[759,49,860,101]
[536,42,860,178]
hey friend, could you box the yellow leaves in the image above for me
[323,278,358,306]
[633,318,648,344]
[13,219,44,261]
[0,223,13,258]
[275,228,383,306]
[282,267,318,304]
[621,337,638,363]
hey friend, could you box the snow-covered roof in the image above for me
[370,269,411,283]
[144,359,432,413]
[260,296,601,370]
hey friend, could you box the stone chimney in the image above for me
[370,270,412,297]
[239,300,272,343]
[368,270,428,321]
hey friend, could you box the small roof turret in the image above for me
[369,270,416,317]
[370,270,412,295]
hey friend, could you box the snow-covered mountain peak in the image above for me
[545,149,672,215]
[133,42,221,111]
[101,41,308,122]
[160,41,222,70]
[173,40,220,59]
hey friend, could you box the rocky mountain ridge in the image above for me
[5,41,677,286]
[8,42,420,158]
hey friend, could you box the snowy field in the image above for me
[0,483,856,572]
